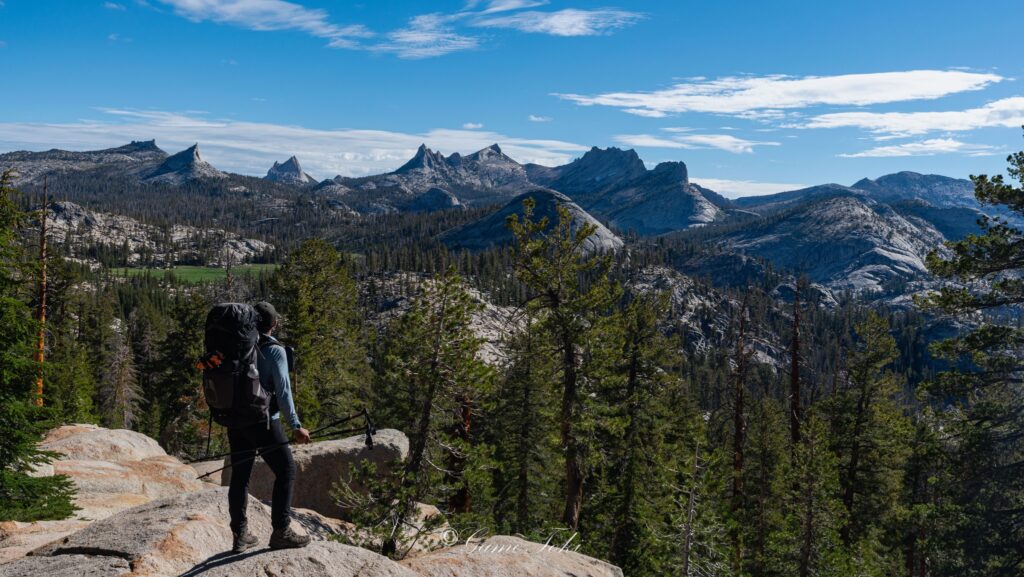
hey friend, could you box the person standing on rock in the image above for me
[228,301,312,553]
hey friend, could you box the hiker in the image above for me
[227,301,312,553]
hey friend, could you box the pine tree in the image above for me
[916,133,1024,576]
[0,170,76,521]
[99,332,141,429]
[602,295,684,576]
[43,257,97,424]
[728,294,753,572]
[672,435,732,577]
[361,269,494,557]
[271,239,371,427]
[742,396,790,577]
[486,311,561,534]
[151,293,208,454]
[506,197,620,530]
[766,414,847,577]
[825,312,910,550]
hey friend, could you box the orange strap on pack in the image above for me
[195,352,224,371]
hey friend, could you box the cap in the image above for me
[254,301,279,330]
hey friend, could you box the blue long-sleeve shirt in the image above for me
[258,336,301,430]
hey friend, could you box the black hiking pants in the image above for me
[227,419,295,533]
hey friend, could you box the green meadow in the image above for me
[110,264,279,283]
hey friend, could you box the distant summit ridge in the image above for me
[110,139,163,154]
[851,171,976,208]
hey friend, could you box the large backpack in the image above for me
[200,303,271,428]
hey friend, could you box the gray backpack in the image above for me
[199,303,271,428]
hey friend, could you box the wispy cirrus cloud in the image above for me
[475,0,549,14]
[840,138,1001,158]
[370,13,478,58]
[104,2,127,10]
[157,0,373,47]
[474,8,642,36]
[463,122,484,129]
[557,70,1004,118]
[155,1,640,58]
[800,96,1024,137]
[528,114,552,122]
[616,131,780,154]
[0,109,587,177]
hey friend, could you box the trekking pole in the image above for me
[192,409,376,480]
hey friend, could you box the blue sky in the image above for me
[0,0,1022,196]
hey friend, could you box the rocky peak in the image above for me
[265,155,316,185]
[105,140,163,156]
[579,146,647,173]
[396,144,450,173]
[464,143,519,167]
[551,146,649,195]
[651,160,689,183]
[466,143,504,161]
[166,144,202,169]
[145,143,226,184]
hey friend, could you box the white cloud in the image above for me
[104,2,127,10]
[157,0,372,47]
[478,0,548,14]
[157,1,639,58]
[840,138,1001,158]
[528,114,552,122]
[615,132,780,154]
[369,13,478,58]
[474,8,643,36]
[691,177,808,198]
[0,109,587,177]
[801,96,1024,137]
[557,70,1004,117]
[462,122,484,129]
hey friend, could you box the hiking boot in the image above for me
[232,529,259,553]
[269,526,310,550]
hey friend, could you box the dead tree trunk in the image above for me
[789,288,802,446]
[730,295,750,572]
[34,179,48,407]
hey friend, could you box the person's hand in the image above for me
[293,427,311,444]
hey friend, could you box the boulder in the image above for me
[401,535,624,577]
[32,488,276,577]
[52,455,205,520]
[0,520,90,564]
[179,541,419,577]
[35,424,205,521]
[223,429,408,520]
[41,424,167,461]
[0,554,131,577]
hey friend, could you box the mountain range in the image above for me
[0,139,989,296]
